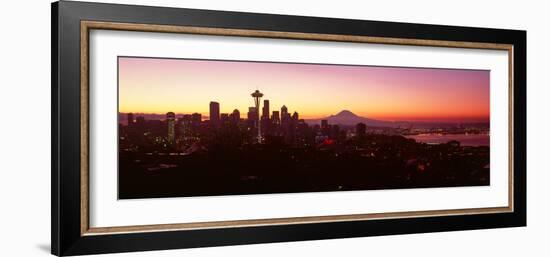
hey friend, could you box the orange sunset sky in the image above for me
[118,57,490,122]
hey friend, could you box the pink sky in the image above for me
[118,57,490,122]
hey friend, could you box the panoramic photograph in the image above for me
[118,56,490,199]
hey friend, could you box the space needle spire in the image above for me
[251,89,264,143]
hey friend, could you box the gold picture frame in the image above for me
[79,20,514,236]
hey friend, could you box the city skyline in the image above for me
[119,57,490,122]
[118,56,491,199]
[119,88,490,199]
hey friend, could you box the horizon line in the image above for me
[119,111,490,124]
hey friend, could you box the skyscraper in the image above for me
[280,105,289,127]
[191,113,202,132]
[271,111,280,125]
[191,113,202,123]
[209,101,220,126]
[251,90,264,143]
[281,105,288,119]
[166,112,176,144]
[292,111,299,121]
[179,114,192,138]
[261,100,271,135]
[262,99,270,120]
[231,109,240,124]
[220,113,229,125]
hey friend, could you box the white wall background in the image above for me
[0,0,547,256]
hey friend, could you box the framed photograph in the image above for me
[52,1,526,256]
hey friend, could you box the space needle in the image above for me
[251,89,264,143]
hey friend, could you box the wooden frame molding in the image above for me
[80,20,515,236]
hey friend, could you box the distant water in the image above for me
[404,134,490,147]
